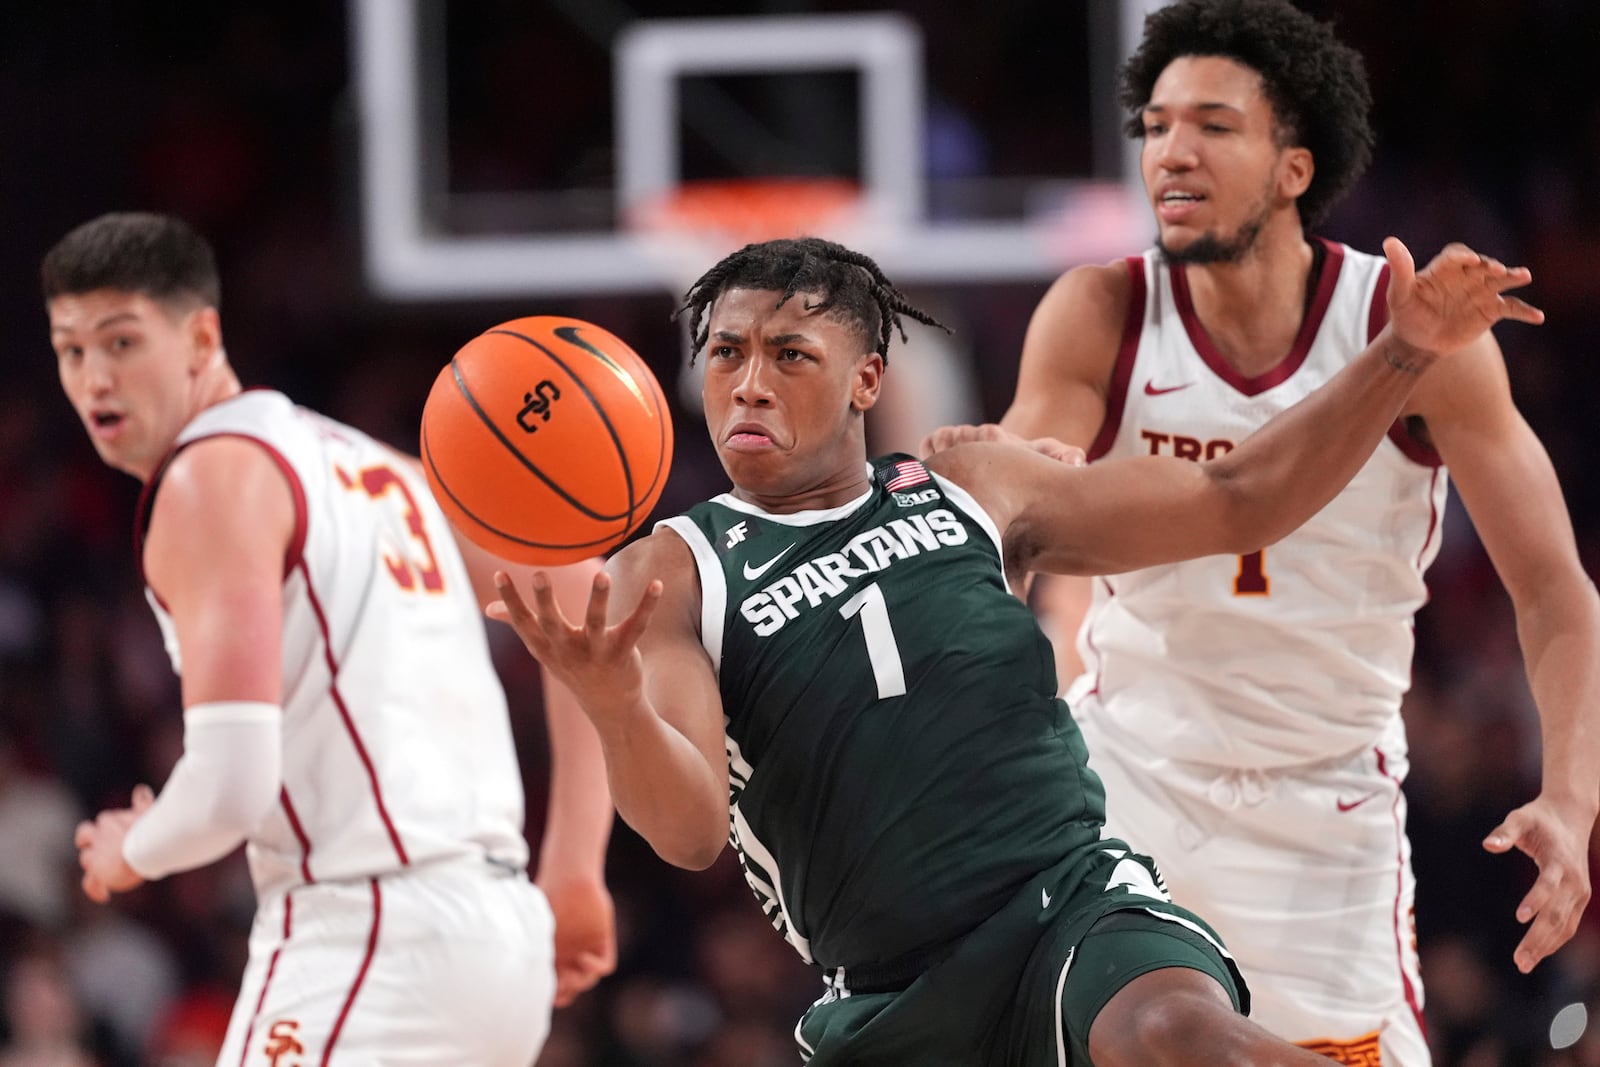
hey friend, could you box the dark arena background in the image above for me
[2,3,1598,1064]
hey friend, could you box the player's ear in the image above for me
[187,306,224,375]
[1279,145,1313,201]
[849,351,884,413]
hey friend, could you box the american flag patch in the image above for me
[884,459,931,492]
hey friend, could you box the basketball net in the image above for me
[627,177,865,410]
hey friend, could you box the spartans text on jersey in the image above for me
[739,510,969,636]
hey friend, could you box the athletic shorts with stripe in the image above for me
[1078,702,1429,1066]
[217,859,554,1067]
[795,840,1248,1066]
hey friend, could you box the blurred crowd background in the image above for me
[3,2,1599,1065]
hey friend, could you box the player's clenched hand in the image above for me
[920,422,1086,467]
[1383,237,1544,358]
[539,876,618,1007]
[487,569,662,711]
[74,785,154,903]
[1482,794,1593,973]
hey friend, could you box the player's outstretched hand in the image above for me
[920,422,1086,467]
[1383,237,1544,358]
[539,876,619,1007]
[1482,794,1593,973]
[487,569,662,712]
[73,785,154,903]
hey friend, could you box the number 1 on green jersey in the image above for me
[839,582,906,699]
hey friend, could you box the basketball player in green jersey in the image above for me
[489,236,1539,1065]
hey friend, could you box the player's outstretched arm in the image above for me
[951,239,1544,578]
[489,531,730,871]
[76,438,291,900]
[1404,318,1600,974]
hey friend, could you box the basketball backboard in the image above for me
[351,1,1163,300]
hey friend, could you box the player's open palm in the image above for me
[1383,236,1544,356]
[488,569,662,712]
[1483,795,1593,973]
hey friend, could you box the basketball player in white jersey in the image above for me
[928,1,1599,1063]
[47,212,617,1065]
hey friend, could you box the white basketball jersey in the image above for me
[1066,240,1450,768]
[139,391,529,895]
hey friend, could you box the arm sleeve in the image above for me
[121,701,283,881]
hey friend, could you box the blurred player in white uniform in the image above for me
[49,212,616,1066]
[926,1,1599,1062]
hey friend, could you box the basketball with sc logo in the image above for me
[420,316,674,565]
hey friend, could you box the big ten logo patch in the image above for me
[516,380,561,433]
[1299,1031,1381,1065]
[892,488,938,507]
[263,1020,305,1067]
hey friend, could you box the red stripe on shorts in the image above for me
[320,879,383,1066]
[236,892,295,1067]
[1376,748,1428,1040]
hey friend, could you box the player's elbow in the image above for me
[1205,472,1295,557]
[654,833,726,871]
[671,843,727,872]
[1212,515,1289,560]
[645,808,728,871]
[616,758,729,870]
[170,703,283,839]
[214,754,283,836]
[1213,511,1283,557]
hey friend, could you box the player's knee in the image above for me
[1125,988,1223,1055]
[1089,970,1239,1067]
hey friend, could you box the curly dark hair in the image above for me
[673,237,948,366]
[42,211,221,309]
[1118,0,1375,227]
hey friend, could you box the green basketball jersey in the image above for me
[657,455,1109,975]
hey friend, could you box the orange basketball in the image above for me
[420,316,674,565]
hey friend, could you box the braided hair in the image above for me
[673,237,948,365]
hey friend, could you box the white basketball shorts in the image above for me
[1075,700,1429,1067]
[217,858,555,1067]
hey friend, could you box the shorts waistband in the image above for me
[257,850,525,898]
[824,941,958,996]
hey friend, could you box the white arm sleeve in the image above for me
[122,701,283,881]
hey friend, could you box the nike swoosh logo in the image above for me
[1041,887,1052,909]
[1337,791,1381,813]
[743,544,796,581]
[1143,380,1195,396]
[552,325,650,408]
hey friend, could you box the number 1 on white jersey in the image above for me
[1234,549,1271,595]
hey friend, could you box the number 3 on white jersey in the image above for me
[336,464,447,595]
